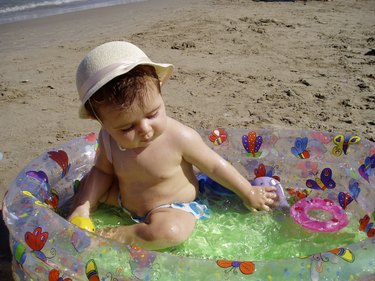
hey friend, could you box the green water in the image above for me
[92,195,366,261]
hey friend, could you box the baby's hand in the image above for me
[243,185,278,212]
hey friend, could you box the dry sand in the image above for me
[1,0,374,211]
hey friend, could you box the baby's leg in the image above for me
[96,208,196,250]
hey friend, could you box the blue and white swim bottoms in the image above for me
[118,195,210,223]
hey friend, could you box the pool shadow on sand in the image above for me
[0,210,13,281]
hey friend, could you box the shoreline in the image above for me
[0,0,148,25]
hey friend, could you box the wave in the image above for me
[0,0,86,14]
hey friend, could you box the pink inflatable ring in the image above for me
[290,197,349,232]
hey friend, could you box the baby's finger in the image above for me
[262,204,271,212]
[244,202,259,212]
[266,198,275,205]
[267,192,278,199]
[265,186,277,192]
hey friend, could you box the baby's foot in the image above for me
[96,227,127,244]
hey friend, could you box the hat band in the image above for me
[79,57,150,104]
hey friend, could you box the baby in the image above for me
[69,41,277,250]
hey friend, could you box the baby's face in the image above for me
[98,86,167,149]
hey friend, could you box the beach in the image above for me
[0,0,374,277]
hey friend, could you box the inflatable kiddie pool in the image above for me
[3,129,375,281]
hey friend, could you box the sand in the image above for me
[0,0,374,278]
[1,0,374,202]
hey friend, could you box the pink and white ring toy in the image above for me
[290,197,349,232]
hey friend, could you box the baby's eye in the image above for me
[121,126,134,133]
[148,111,158,119]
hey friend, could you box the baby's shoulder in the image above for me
[166,118,201,143]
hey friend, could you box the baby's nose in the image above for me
[138,120,152,136]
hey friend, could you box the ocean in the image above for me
[0,0,145,24]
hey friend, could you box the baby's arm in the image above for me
[69,134,114,219]
[180,127,277,211]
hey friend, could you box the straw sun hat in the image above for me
[76,41,174,119]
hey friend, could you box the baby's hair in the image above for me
[85,65,161,120]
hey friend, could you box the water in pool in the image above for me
[92,193,365,261]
